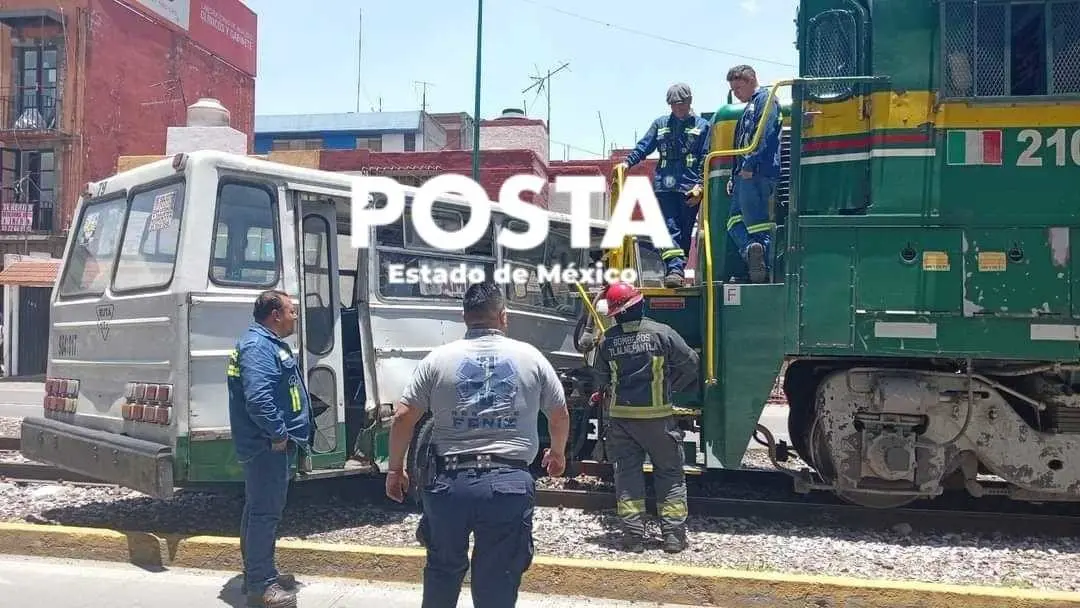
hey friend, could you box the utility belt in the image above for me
[436,452,530,473]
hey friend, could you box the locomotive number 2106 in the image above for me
[1017,128,1080,167]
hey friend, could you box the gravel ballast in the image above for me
[0,417,21,439]
[1,451,1078,594]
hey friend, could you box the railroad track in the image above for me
[5,436,1080,538]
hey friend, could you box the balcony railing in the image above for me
[0,93,60,134]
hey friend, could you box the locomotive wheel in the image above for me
[808,410,919,509]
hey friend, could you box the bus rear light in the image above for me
[122,382,174,425]
[43,377,80,416]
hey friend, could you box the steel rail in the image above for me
[4,440,1080,539]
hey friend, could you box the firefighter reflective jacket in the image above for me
[624,113,712,194]
[593,317,700,419]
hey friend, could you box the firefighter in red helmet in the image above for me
[591,280,699,553]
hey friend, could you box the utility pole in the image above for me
[522,61,569,153]
[414,80,434,112]
[355,9,362,113]
[471,0,483,181]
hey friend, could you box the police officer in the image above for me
[227,289,311,608]
[616,83,712,288]
[385,282,571,608]
[592,281,699,553]
[725,64,783,284]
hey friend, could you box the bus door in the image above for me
[288,185,347,465]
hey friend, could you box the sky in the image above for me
[244,0,800,161]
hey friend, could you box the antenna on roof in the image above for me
[522,61,569,152]
[414,80,434,112]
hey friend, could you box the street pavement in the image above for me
[0,381,43,419]
[0,554,705,607]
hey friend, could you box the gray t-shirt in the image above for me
[399,328,567,464]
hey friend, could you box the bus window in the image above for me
[302,215,333,355]
[502,220,581,316]
[636,238,666,288]
[58,196,127,298]
[338,233,358,308]
[210,182,280,287]
[112,181,185,292]
[376,202,494,300]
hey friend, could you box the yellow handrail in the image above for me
[608,164,639,274]
[573,281,605,339]
[700,79,793,385]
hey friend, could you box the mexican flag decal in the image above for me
[946,129,1003,166]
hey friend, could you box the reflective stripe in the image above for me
[610,403,674,419]
[650,355,664,409]
[608,359,619,395]
[617,498,646,517]
[660,499,688,519]
[657,127,671,135]
[685,154,695,165]
[290,384,301,412]
[620,320,641,331]
[727,214,744,231]
[660,249,685,261]
[747,222,777,235]
[226,349,240,377]
[684,127,701,135]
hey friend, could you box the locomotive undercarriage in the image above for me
[785,361,1080,508]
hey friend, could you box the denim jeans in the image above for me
[420,467,536,608]
[239,442,294,596]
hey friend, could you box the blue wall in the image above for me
[252,132,373,154]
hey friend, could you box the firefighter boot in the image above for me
[663,270,684,288]
[746,242,767,283]
[662,527,688,554]
[246,582,297,608]
[622,532,645,553]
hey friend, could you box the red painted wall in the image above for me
[320,149,552,208]
[82,0,255,194]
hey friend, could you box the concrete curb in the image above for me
[1,522,1078,607]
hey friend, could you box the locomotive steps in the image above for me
[0,522,1078,607]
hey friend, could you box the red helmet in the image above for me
[603,281,643,317]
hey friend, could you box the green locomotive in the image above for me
[625,0,1080,508]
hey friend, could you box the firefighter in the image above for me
[591,281,700,553]
[615,83,711,288]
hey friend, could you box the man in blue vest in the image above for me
[227,290,312,608]
[616,83,712,288]
[726,64,782,284]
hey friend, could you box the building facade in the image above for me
[0,0,256,377]
[0,0,257,261]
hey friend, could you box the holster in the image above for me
[421,440,439,489]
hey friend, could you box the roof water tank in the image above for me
[187,98,231,127]
[498,108,526,119]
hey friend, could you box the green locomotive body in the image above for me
[640,0,1080,507]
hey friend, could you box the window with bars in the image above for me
[941,0,1080,98]
[803,8,860,100]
